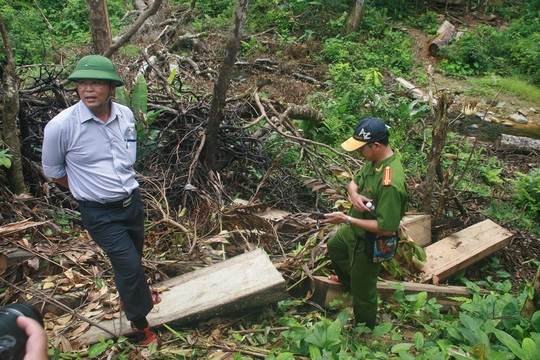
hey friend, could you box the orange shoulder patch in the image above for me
[382,166,392,186]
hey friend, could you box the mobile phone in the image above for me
[311,211,326,219]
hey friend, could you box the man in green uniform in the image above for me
[321,117,408,328]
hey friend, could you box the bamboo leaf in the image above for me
[131,75,148,121]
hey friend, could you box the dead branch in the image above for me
[104,0,164,58]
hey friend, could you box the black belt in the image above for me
[79,191,135,209]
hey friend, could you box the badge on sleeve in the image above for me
[382,166,392,186]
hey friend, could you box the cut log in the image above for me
[428,20,457,56]
[310,276,481,309]
[0,248,34,274]
[396,77,438,108]
[421,219,513,284]
[494,134,540,153]
[76,248,287,345]
[400,214,432,247]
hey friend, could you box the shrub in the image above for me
[440,19,540,85]
[512,168,540,230]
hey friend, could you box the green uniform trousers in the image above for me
[327,225,381,328]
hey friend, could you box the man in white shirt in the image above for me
[42,55,159,347]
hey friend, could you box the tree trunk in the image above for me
[422,91,450,216]
[494,134,540,153]
[87,0,112,55]
[428,20,456,56]
[204,0,248,169]
[522,264,540,319]
[343,0,365,35]
[396,77,438,108]
[0,13,27,194]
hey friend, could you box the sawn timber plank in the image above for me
[421,219,513,284]
[311,276,482,309]
[76,248,287,345]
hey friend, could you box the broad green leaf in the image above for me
[0,157,11,168]
[447,327,464,342]
[309,345,322,359]
[305,320,341,350]
[88,341,111,358]
[275,352,295,360]
[115,87,129,106]
[413,291,427,310]
[494,329,527,359]
[459,313,480,333]
[522,337,538,360]
[131,75,148,121]
[372,322,392,338]
[413,331,425,349]
[391,342,412,353]
[531,311,540,332]
[501,301,521,329]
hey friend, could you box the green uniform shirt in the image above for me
[349,152,408,238]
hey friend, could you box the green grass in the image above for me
[464,76,540,104]
[499,77,540,103]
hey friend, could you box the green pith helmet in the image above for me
[68,55,124,87]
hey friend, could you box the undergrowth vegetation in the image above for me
[2,0,540,358]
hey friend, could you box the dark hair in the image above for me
[376,136,389,146]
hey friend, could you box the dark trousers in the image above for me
[327,225,381,328]
[78,188,153,321]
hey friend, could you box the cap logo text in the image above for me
[357,128,371,140]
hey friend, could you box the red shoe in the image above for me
[131,322,160,347]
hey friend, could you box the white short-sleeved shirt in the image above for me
[42,101,139,203]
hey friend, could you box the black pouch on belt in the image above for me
[365,232,398,263]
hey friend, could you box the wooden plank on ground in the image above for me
[421,219,513,284]
[311,276,478,308]
[311,276,352,308]
[0,248,33,274]
[77,248,287,345]
[400,214,431,247]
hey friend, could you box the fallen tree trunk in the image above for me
[494,134,540,153]
[396,77,438,108]
[428,20,457,56]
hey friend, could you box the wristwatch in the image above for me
[346,216,352,225]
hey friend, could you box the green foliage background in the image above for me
[1,0,539,358]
